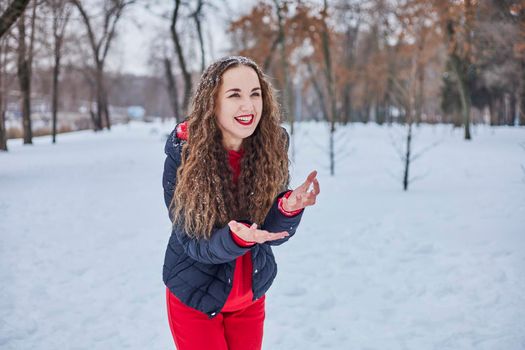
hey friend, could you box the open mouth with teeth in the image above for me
[234,114,255,126]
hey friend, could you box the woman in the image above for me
[162,55,320,350]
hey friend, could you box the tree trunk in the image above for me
[342,85,351,125]
[93,64,107,131]
[0,39,6,151]
[171,0,192,115]
[90,107,97,129]
[72,0,127,131]
[489,96,498,126]
[503,93,510,126]
[362,87,370,123]
[95,92,103,131]
[415,55,425,125]
[378,103,384,124]
[17,12,32,144]
[509,93,517,126]
[263,35,280,71]
[518,89,525,126]
[445,9,472,139]
[52,49,60,143]
[451,55,471,139]
[0,109,6,151]
[274,0,294,162]
[191,0,205,73]
[102,87,110,130]
[329,115,335,176]
[403,119,412,191]
[51,0,70,142]
[306,61,328,123]
[342,24,357,125]
[96,61,110,130]
[321,0,337,175]
[519,59,525,125]
[164,57,180,122]
[496,95,505,125]
[93,85,102,131]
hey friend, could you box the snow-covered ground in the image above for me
[1,121,524,350]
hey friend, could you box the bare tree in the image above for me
[47,0,71,143]
[0,0,31,38]
[190,0,205,74]
[474,1,524,126]
[170,0,192,116]
[335,0,361,125]
[520,1,525,126]
[272,0,295,160]
[0,1,27,152]
[387,22,441,191]
[71,0,134,131]
[163,0,214,119]
[0,35,10,151]
[17,0,36,145]
[146,17,180,121]
[320,0,338,176]
[290,0,341,175]
[389,69,416,191]
[434,0,476,140]
[164,56,180,121]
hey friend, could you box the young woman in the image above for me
[162,55,320,350]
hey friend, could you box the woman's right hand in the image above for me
[228,220,289,244]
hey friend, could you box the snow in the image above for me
[1,121,524,350]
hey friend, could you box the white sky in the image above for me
[107,0,256,76]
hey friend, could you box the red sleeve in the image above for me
[278,190,304,217]
[230,222,256,247]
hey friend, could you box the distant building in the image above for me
[127,106,146,120]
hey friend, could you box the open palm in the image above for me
[228,221,289,244]
[282,170,320,212]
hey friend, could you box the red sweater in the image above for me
[222,149,255,311]
[223,149,302,311]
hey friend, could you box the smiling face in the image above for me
[215,65,263,151]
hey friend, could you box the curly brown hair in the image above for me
[170,56,289,239]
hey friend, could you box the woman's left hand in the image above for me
[281,170,320,212]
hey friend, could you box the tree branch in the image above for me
[388,130,406,162]
[101,5,124,62]
[71,0,99,61]
[0,0,31,38]
[409,169,431,184]
[411,138,444,162]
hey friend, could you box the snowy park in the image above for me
[1,121,524,349]
[1,0,525,348]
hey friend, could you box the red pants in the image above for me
[166,288,265,350]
